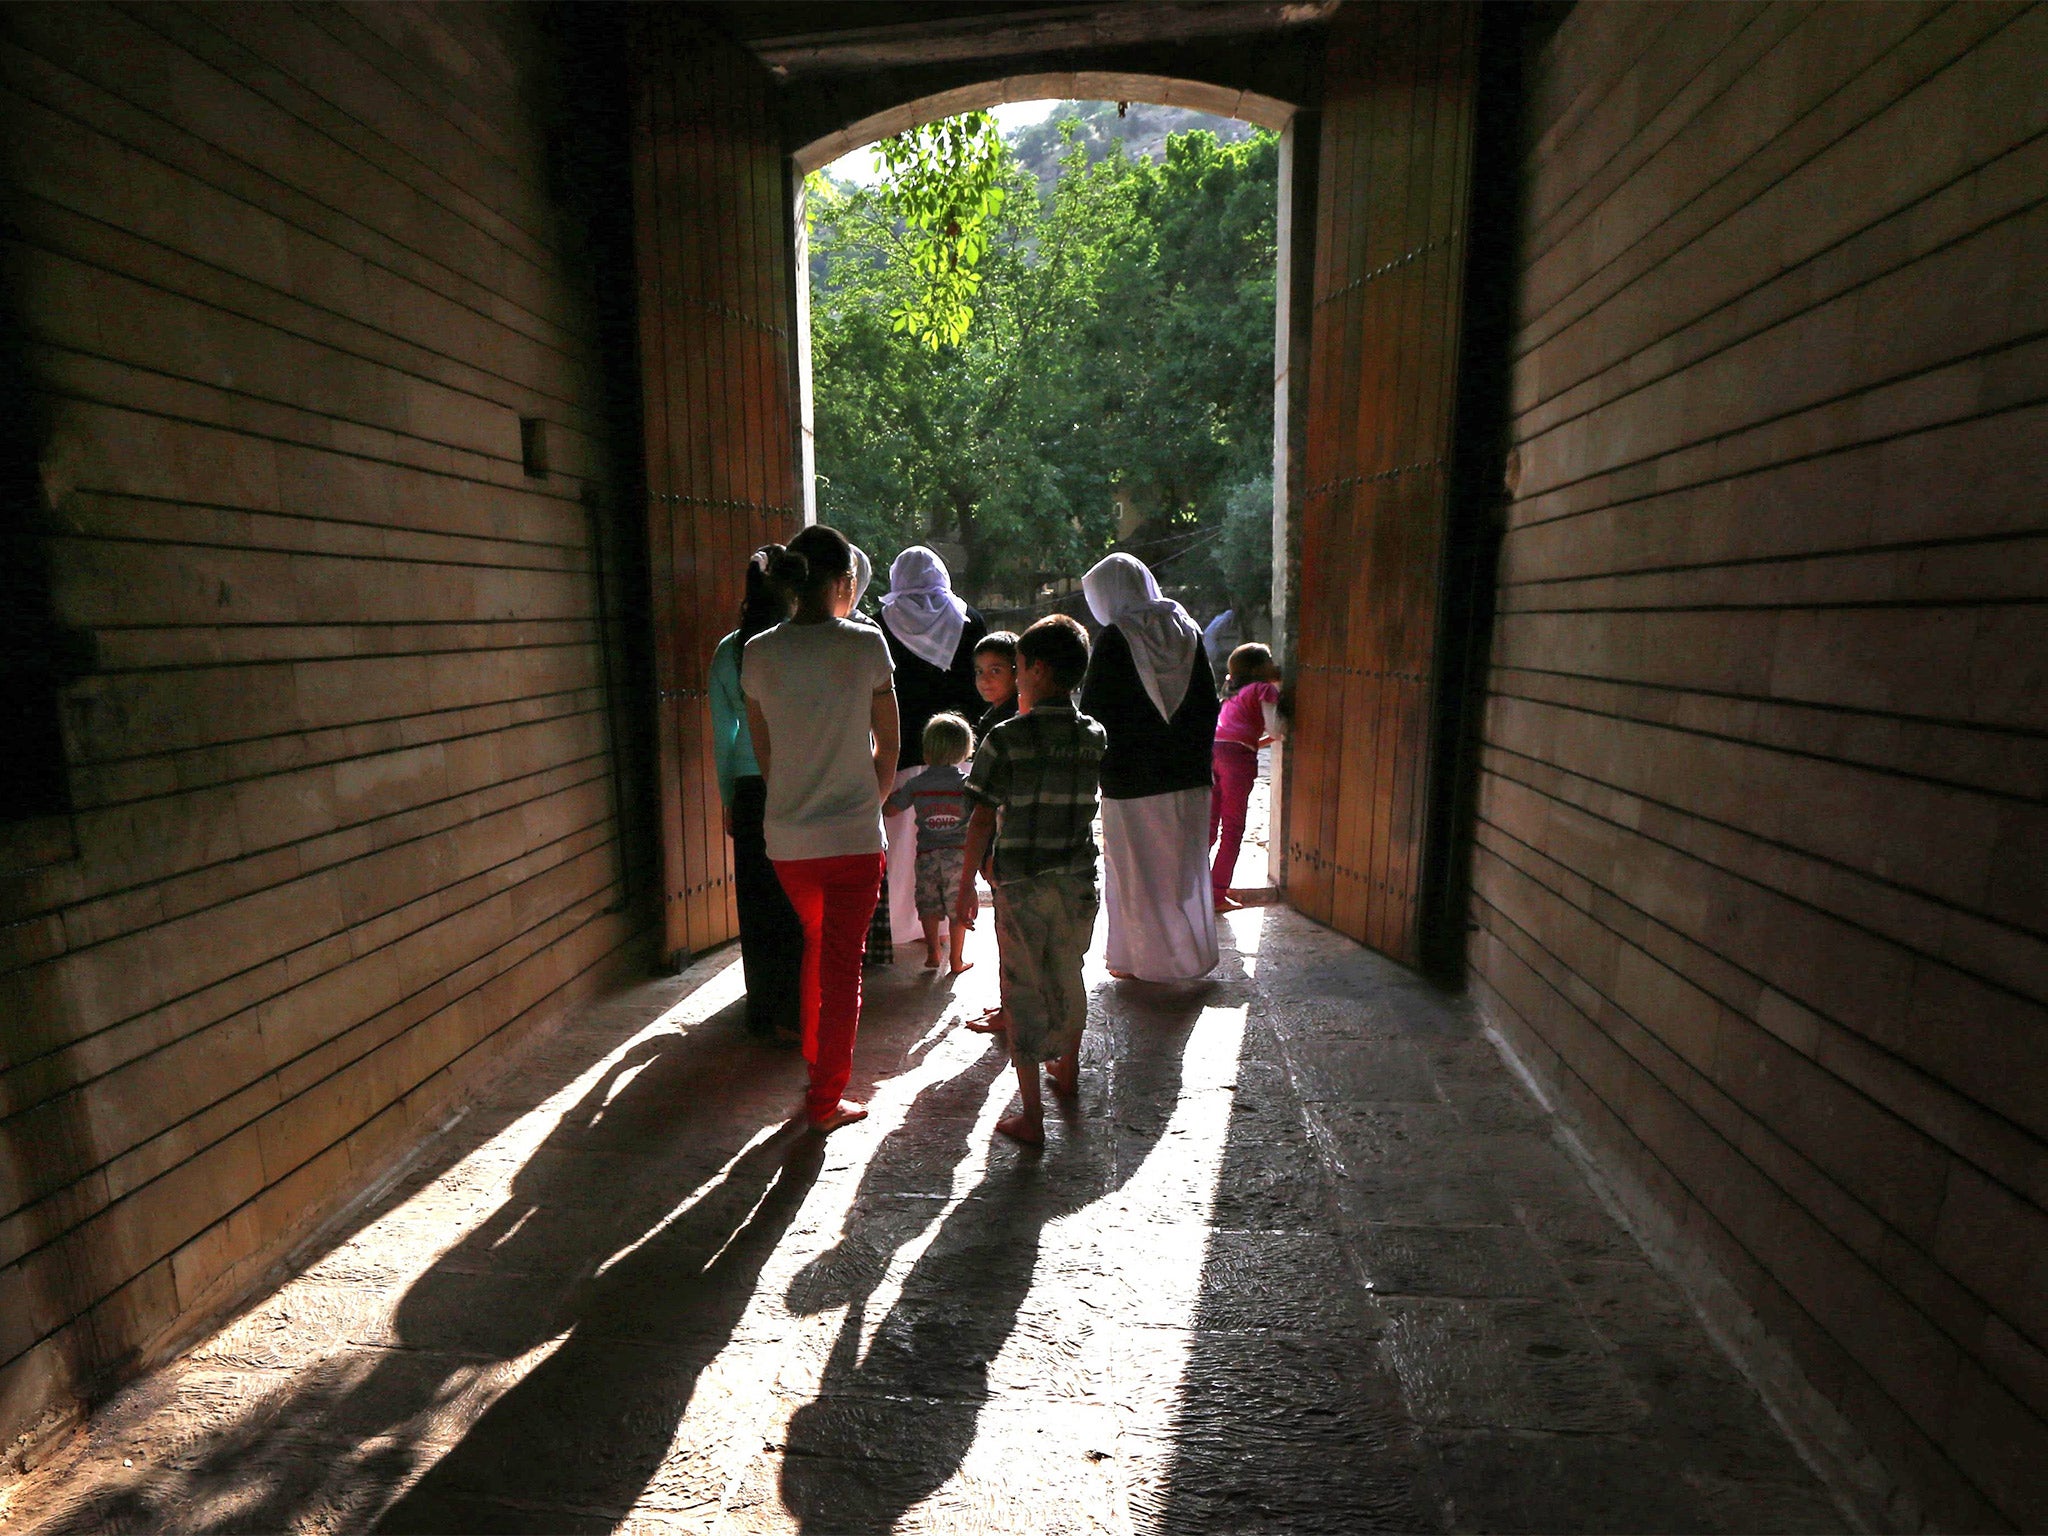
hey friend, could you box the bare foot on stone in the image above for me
[810,1101,869,1132]
[1045,1056,1079,1098]
[965,1007,1006,1034]
[948,959,975,976]
[995,1112,1044,1146]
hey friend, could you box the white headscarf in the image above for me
[849,544,873,611]
[879,546,969,669]
[1084,552,1202,723]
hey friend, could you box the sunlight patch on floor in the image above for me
[1222,903,1266,976]
[923,1001,1247,1529]
[295,948,754,1298]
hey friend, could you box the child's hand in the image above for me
[954,881,978,930]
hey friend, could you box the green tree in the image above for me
[868,112,1007,349]
[809,112,1275,614]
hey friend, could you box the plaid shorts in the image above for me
[914,845,966,919]
[993,870,1098,1063]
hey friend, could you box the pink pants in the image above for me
[773,852,885,1121]
[1209,740,1259,898]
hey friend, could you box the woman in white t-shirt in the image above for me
[743,525,899,1130]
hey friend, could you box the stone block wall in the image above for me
[0,2,648,1455]
[1471,4,2048,1527]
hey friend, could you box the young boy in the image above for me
[965,631,1020,1033]
[973,631,1019,735]
[956,615,1106,1146]
[886,713,976,973]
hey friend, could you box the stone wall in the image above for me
[0,2,648,1455]
[1470,3,2048,1527]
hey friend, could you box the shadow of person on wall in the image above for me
[775,989,1202,1534]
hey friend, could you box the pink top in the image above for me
[1216,680,1281,749]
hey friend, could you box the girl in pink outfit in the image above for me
[1210,643,1285,911]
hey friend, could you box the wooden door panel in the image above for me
[1286,2,1476,966]
[632,17,801,964]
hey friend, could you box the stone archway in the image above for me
[792,80,1311,897]
[635,5,1486,973]
[791,71,1294,175]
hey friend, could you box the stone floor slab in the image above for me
[2,906,1845,1534]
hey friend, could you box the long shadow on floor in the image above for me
[372,974,972,1531]
[26,996,832,1536]
[772,991,1201,1534]
[377,1123,825,1532]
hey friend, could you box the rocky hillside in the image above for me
[1008,100,1257,191]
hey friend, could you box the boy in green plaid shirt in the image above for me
[955,615,1107,1146]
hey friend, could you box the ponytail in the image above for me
[735,543,793,672]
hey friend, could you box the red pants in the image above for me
[773,852,885,1120]
[1209,740,1259,897]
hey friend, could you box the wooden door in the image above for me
[631,16,802,964]
[1285,2,1477,965]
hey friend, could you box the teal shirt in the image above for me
[709,630,760,806]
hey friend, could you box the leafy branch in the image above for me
[874,112,1007,349]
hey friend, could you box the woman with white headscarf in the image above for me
[878,546,988,948]
[1080,553,1222,981]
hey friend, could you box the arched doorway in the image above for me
[789,73,1306,697]
[629,5,1485,976]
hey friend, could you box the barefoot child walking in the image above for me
[955,616,1106,1146]
[884,713,976,974]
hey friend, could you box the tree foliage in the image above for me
[868,112,1007,349]
[809,114,1276,615]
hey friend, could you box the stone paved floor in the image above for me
[4,906,1846,1534]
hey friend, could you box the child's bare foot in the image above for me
[1108,968,1136,980]
[809,1100,869,1132]
[1214,893,1244,912]
[1045,1056,1079,1097]
[923,950,942,970]
[995,1111,1044,1146]
[948,958,975,976]
[965,1007,1006,1034]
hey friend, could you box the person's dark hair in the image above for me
[973,631,1018,664]
[1017,613,1090,692]
[771,524,853,606]
[736,544,792,663]
[1226,641,1274,688]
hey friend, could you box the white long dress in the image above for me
[1102,788,1218,980]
